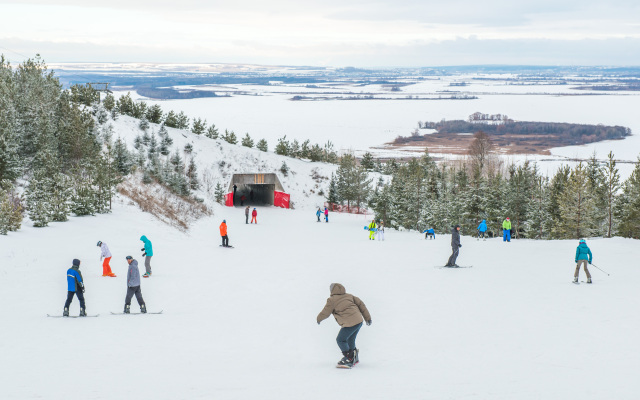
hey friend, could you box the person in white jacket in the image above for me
[97,241,116,277]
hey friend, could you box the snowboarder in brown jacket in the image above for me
[317,283,372,368]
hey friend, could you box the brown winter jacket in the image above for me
[317,283,372,327]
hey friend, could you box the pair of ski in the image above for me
[47,310,163,318]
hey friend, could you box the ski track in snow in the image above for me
[1,201,640,399]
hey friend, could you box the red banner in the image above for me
[224,193,234,207]
[274,191,290,209]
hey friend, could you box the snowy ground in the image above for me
[1,199,639,400]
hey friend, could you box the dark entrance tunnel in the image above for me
[229,173,289,208]
[235,184,275,206]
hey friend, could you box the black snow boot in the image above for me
[63,308,69,317]
[124,304,131,314]
[79,308,86,317]
[337,350,354,368]
[140,304,147,314]
[587,278,592,284]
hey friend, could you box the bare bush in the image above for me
[118,176,212,232]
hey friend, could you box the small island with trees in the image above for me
[387,112,631,154]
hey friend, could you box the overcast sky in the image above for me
[1,0,639,66]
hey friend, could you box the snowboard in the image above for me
[336,364,353,369]
[435,265,473,269]
[47,314,99,318]
[110,310,163,315]
[219,245,234,249]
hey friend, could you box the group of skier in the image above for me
[316,207,329,222]
[62,235,153,317]
[366,219,385,240]
[475,217,512,242]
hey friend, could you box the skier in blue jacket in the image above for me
[423,228,436,239]
[573,239,593,283]
[477,219,488,240]
[63,259,86,317]
[140,235,153,278]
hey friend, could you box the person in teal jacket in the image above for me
[140,235,153,278]
[573,239,593,283]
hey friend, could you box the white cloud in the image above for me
[1,0,639,65]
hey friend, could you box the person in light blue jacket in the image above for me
[477,219,488,240]
[63,259,86,317]
[573,239,593,284]
[140,235,153,277]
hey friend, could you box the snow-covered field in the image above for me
[1,200,639,399]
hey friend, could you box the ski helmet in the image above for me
[97,241,102,247]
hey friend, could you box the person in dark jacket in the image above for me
[317,283,372,368]
[445,225,462,267]
[64,259,86,317]
[245,206,250,224]
[124,256,146,313]
[574,239,593,283]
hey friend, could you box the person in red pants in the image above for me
[251,208,258,224]
[97,241,116,277]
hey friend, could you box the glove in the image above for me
[575,260,577,264]
[366,320,372,326]
[142,253,147,257]
[317,321,320,325]
[141,248,145,252]
[459,244,462,248]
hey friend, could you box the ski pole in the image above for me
[590,263,610,276]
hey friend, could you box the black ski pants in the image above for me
[447,246,460,266]
[125,285,145,306]
[222,235,229,247]
[64,290,85,310]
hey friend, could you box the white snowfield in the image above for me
[1,200,639,399]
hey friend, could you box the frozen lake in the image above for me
[117,75,640,178]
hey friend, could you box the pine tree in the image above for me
[616,157,640,238]
[113,137,132,175]
[222,129,238,145]
[327,173,339,204]
[186,158,199,190]
[558,163,597,239]
[309,144,323,161]
[206,124,219,139]
[290,139,301,158]
[275,136,290,156]
[241,133,254,148]
[361,152,374,170]
[102,93,116,111]
[214,182,225,204]
[256,139,268,152]
[164,111,179,128]
[139,116,150,131]
[603,151,621,237]
[146,104,163,123]
[176,111,190,129]
[192,118,207,135]
[280,161,290,177]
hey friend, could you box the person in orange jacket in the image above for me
[251,208,257,224]
[220,220,230,247]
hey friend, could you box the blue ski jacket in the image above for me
[575,243,592,263]
[478,220,487,232]
[67,267,84,292]
[140,235,153,257]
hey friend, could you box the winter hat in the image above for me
[579,239,586,244]
[72,259,81,267]
[506,217,510,220]
[126,255,133,260]
[223,219,226,223]
[454,224,461,229]
[97,241,102,247]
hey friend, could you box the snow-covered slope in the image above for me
[109,115,336,211]
[1,197,639,399]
